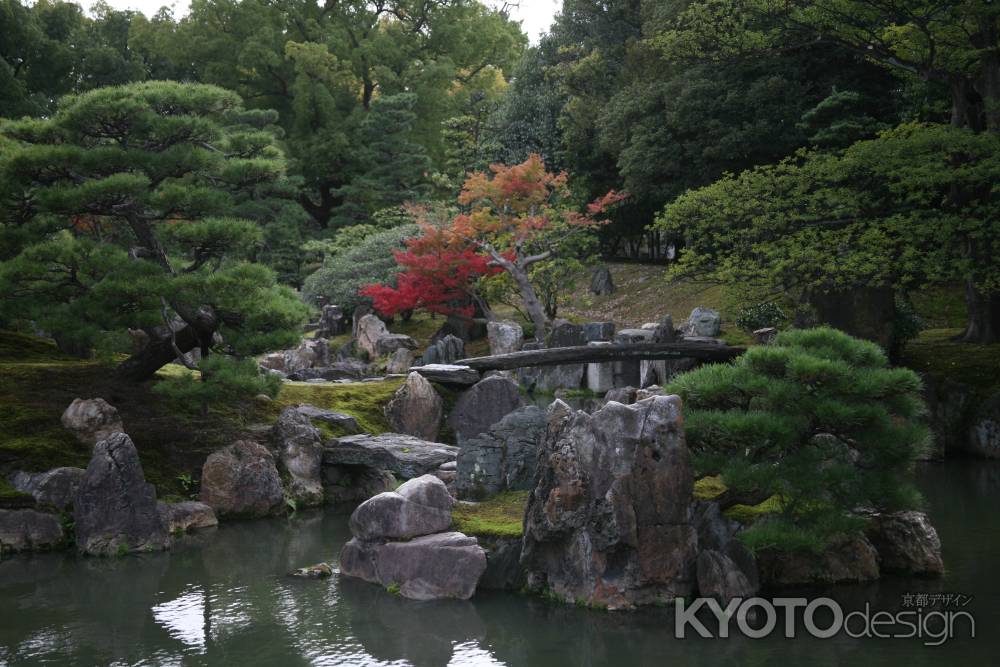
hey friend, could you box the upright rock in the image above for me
[589,265,615,295]
[316,304,346,338]
[74,433,170,556]
[61,398,124,445]
[272,407,324,506]
[487,320,524,356]
[200,441,285,518]
[456,406,547,499]
[356,314,418,359]
[448,375,524,443]
[384,372,444,441]
[420,334,465,365]
[522,396,698,609]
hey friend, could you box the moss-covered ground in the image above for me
[452,490,529,538]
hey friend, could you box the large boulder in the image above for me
[356,314,418,359]
[348,475,454,541]
[521,396,698,609]
[420,334,465,366]
[272,407,324,506]
[583,321,615,342]
[9,467,85,512]
[448,375,524,444]
[692,501,758,602]
[548,321,587,348]
[74,433,170,556]
[697,550,756,604]
[682,307,722,337]
[487,320,523,356]
[200,440,285,518]
[61,398,124,445]
[757,534,880,586]
[0,509,64,553]
[865,510,944,575]
[384,372,444,441]
[294,405,361,434]
[456,406,547,499]
[316,304,346,338]
[157,501,218,534]
[339,531,487,600]
[324,434,459,479]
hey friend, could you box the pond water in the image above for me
[2,460,998,666]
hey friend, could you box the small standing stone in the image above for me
[384,372,444,441]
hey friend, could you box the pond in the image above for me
[1,460,997,666]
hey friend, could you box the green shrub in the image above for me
[152,355,281,414]
[735,302,787,332]
[667,327,929,553]
[301,224,419,312]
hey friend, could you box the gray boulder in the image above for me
[386,347,413,374]
[200,440,285,518]
[683,307,722,337]
[260,338,330,374]
[324,434,459,479]
[61,398,124,445]
[9,467,85,511]
[652,315,678,343]
[456,406,546,499]
[697,550,756,604]
[74,433,170,556]
[322,465,395,506]
[356,314,418,359]
[349,474,454,541]
[589,265,615,295]
[339,531,487,600]
[604,386,637,405]
[487,320,524,356]
[522,396,698,609]
[157,501,218,533]
[865,510,944,575]
[0,509,64,553]
[448,375,524,443]
[384,372,444,441]
[693,501,759,601]
[295,405,361,434]
[583,321,615,342]
[420,334,465,365]
[548,320,587,347]
[273,407,324,506]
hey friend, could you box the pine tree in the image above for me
[0,81,309,387]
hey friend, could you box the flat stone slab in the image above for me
[323,434,459,479]
[411,364,481,386]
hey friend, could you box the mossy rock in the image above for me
[269,378,404,435]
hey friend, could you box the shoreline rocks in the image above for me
[0,509,64,553]
[273,408,325,507]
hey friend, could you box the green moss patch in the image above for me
[270,378,404,435]
[452,490,529,538]
[723,495,783,524]
[693,475,726,500]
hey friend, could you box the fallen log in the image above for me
[455,342,746,372]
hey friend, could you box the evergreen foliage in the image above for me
[666,327,929,552]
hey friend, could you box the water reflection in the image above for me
[0,460,998,666]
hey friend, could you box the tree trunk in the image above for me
[116,308,219,381]
[960,281,1000,343]
[510,264,549,342]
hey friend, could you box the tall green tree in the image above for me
[0,82,310,382]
